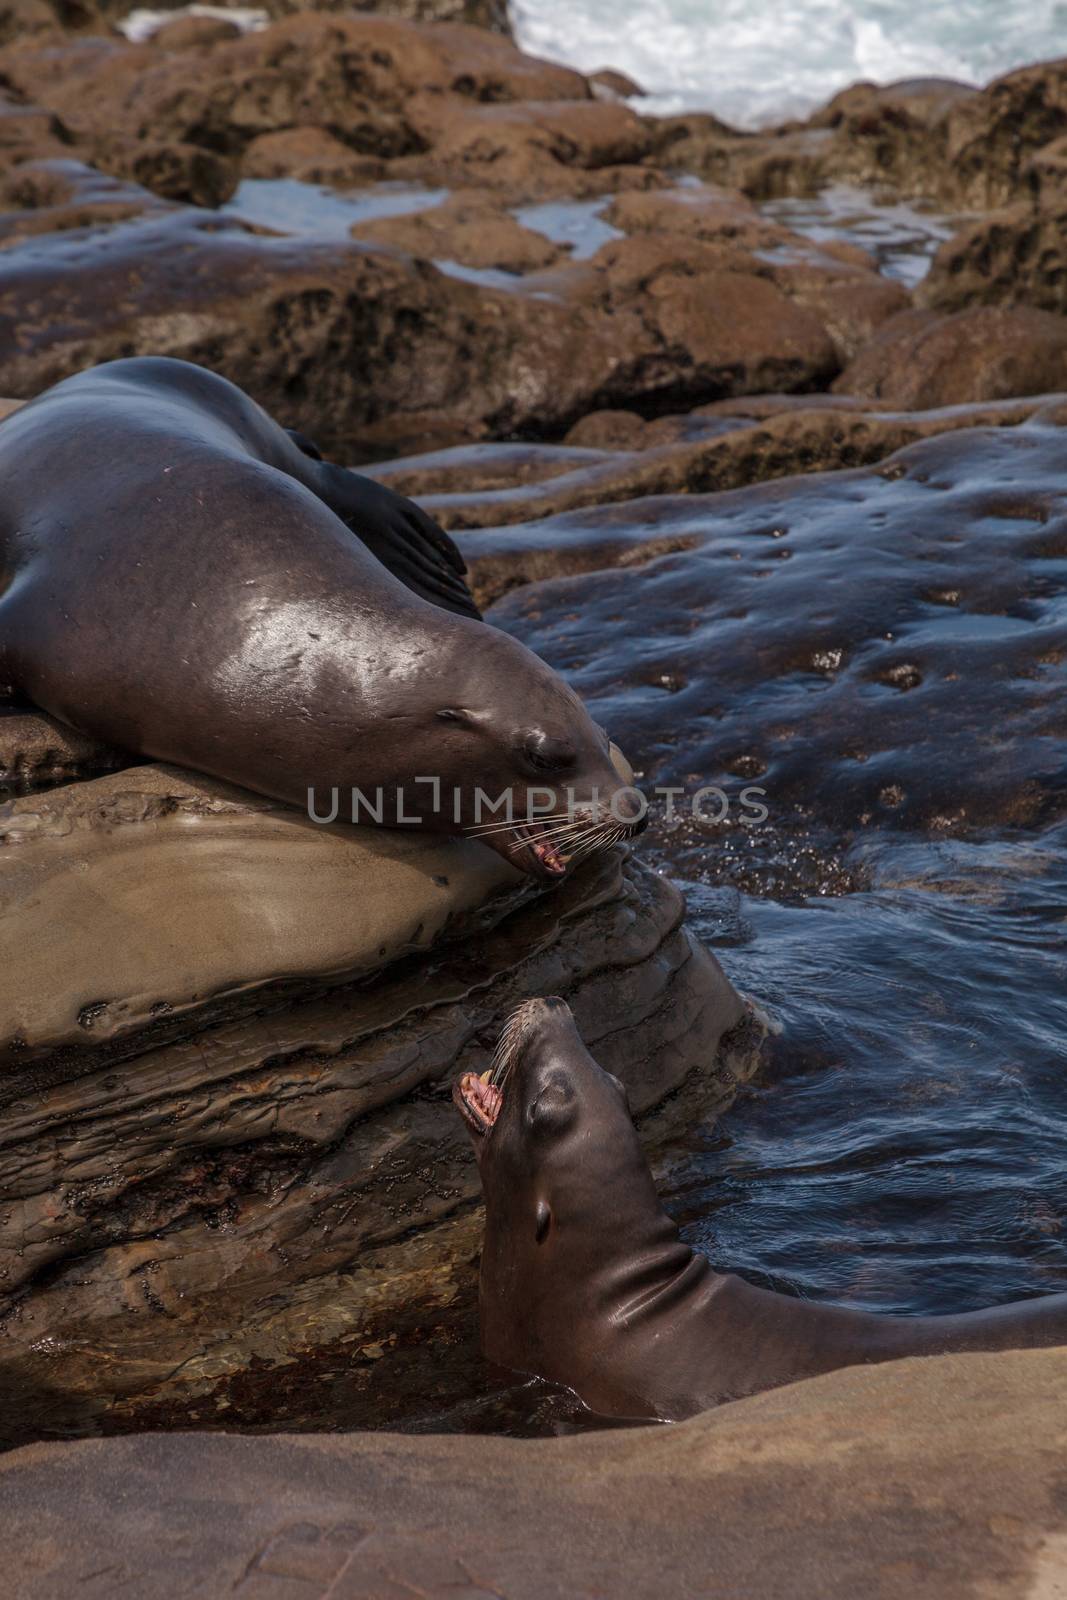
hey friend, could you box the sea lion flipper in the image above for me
[316,462,481,620]
[284,427,324,462]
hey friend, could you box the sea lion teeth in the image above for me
[453,1070,503,1135]
[458,997,1067,1423]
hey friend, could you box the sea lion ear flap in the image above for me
[535,1200,552,1244]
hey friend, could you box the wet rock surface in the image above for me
[370,393,1056,534]
[834,305,1067,407]
[479,411,1067,869]
[0,754,752,1447]
[4,1349,1067,1599]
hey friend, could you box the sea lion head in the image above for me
[453,997,676,1392]
[385,621,647,882]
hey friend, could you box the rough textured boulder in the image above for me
[0,160,170,244]
[0,706,121,789]
[0,756,755,1444]
[150,14,242,48]
[350,190,565,272]
[834,305,1067,406]
[394,96,652,193]
[643,61,1067,211]
[240,125,384,183]
[91,0,512,31]
[0,90,70,175]
[0,167,869,455]
[0,15,588,182]
[4,1349,1067,1598]
[583,235,839,393]
[920,201,1067,316]
[0,0,99,45]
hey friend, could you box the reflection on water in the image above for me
[221,178,449,238]
[660,829,1067,1314]
[512,196,624,259]
[760,182,961,285]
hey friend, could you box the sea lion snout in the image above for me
[454,997,624,1160]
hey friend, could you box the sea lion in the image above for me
[455,998,1067,1420]
[0,358,643,878]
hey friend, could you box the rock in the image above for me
[0,708,126,790]
[0,0,63,44]
[940,57,1067,208]
[0,26,428,173]
[1025,132,1067,197]
[590,67,643,101]
[150,13,241,47]
[365,0,511,28]
[398,96,651,193]
[378,395,1054,540]
[0,91,70,177]
[0,0,98,45]
[0,762,752,1442]
[372,437,619,492]
[605,182,790,250]
[835,305,1067,406]
[351,190,564,272]
[587,236,839,396]
[97,138,240,207]
[0,15,589,185]
[482,408,1067,894]
[0,192,854,456]
[795,77,973,199]
[261,0,512,28]
[0,159,168,246]
[920,201,1067,316]
[811,75,978,130]
[240,125,384,184]
[4,1349,1067,1597]
[564,409,650,449]
[0,763,524,1063]
[0,205,580,456]
[91,0,513,29]
[643,63,1067,210]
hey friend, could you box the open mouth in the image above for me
[511,820,569,879]
[453,1070,503,1137]
[453,1001,539,1137]
[471,812,638,881]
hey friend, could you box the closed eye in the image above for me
[522,731,577,774]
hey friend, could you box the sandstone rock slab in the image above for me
[3,1348,1066,1598]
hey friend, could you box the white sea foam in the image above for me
[509,0,1067,128]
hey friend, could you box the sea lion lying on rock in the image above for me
[0,358,642,878]
[456,998,1067,1420]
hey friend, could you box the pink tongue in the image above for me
[464,1073,503,1125]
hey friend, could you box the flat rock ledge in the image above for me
[3,1347,1066,1599]
[0,757,757,1444]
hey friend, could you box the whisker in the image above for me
[464,812,576,838]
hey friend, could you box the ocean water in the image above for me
[510,0,1067,127]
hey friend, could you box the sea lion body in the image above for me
[0,359,640,876]
[456,1000,1067,1420]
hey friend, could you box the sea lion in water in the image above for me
[455,998,1067,1420]
[0,358,643,878]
